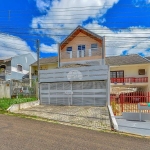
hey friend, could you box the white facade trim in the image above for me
[11,66,29,74]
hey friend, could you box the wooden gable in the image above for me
[60,27,103,50]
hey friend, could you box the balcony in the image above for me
[0,69,11,76]
[61,48,102,59]
[111,77,148,84]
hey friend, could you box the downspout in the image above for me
[58,43,60,68]
[102,36,105,65]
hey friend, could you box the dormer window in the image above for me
[17,65,23,72]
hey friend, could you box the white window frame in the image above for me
[77,45,85,57]
[66,47,72,58]
[91,43,98,50]
[17,64,23,72]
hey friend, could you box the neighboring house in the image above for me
[29,56,58,80]
[0,53,36,81]
[39,26,109,106]
[105,54,150,93]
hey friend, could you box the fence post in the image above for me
[120,93,123,113]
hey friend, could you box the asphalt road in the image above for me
[0,114,149,150]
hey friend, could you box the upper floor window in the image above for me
[110,71,124,78]
[66,47,72,52]
[78,45,85,57]
[17,65,23,72]
[78,45,85,50]
[91,44,98,50]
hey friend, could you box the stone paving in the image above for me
[16,105,111,130]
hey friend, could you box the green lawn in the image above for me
[0,97,37,111]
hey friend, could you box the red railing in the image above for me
[110,91,150,116]
[111,77,148,83]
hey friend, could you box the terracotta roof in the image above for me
[31,56,58,66]
[60,64,90,68]
[105,54,150,66]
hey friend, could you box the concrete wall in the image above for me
[7,100,39,112]
[0,83,10,98]
[60,32,102,63]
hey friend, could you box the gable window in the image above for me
[66,47,72,52]
[66,47,72,58]
[78,45,85,57]
[91,44,98,50]
[17,65,23,72]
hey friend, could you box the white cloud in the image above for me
[40,43,58,53]
[85,22,150,56]
[35,0,50,12]
[31,0,119,42]
[0,33,36,58]
[32,0,150,57]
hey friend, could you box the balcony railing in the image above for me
[61,48,102,59]
[111,77,148,83]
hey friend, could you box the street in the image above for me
[0,114,149,150]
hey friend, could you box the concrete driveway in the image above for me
[116,117,150,136]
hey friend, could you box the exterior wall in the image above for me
[60,32,102,63]
[0,61,11,80]
[9,53,36,80]
[30,63,58,80]
[110,64,149,92]
[110,64,148,78]
[0,84,10,98]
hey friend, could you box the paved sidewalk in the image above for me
[0,114,150,150]
[116,117,150,136]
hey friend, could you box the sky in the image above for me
[0,0,150,59]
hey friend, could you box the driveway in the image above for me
[16,105,111,130]
[0,114,150,150]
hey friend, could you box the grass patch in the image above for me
[0,97,37,111]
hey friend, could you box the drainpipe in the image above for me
[102,36,105,65]
[58,43,60,68]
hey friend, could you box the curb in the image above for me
[108,105,118,131]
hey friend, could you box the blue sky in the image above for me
[0,0,150,58]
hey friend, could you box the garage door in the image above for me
[40,81,107,106]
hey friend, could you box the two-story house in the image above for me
[39,26,109,106]
[29,56,58,80]
[106,54,150,94]
[0,53,36,81]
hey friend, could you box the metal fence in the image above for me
[110,91,150,116]
[10,79,37,98]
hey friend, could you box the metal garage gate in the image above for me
[40,80,107,106]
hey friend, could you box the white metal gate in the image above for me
[40,80,107,106]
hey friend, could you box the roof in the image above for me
[145,56,150,61]
[0,56,12,63]
[105,54,150,66]
[60,26,103,50]
[31,56,58,66]
[60,63,90,68]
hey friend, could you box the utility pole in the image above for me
[36,39,40,101]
